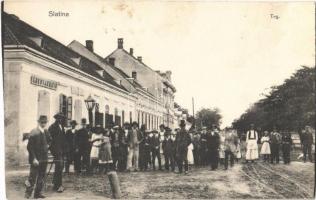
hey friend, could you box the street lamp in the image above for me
[85,95,96,127]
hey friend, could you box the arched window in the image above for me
[105,105,110,114]
[104,105,111,128]
[114,108,120,126]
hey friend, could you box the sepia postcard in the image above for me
[1,1,315,199]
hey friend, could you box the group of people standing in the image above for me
[24,113,194,198]
[189,125,241,171]
[245,124,314,164]
[24,112,314,199]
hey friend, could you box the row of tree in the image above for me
[232,66,315,133]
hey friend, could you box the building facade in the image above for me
[105,38,177,130]
[3,12,179,166]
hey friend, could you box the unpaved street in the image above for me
[6,161,314,199]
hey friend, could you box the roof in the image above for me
[68,40,150,93]
[2,12,127,91]
[106,47,176,93]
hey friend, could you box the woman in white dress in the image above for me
[260,131,271,162]
[187,143,194,165]
[90,125,103,173]
[246,124,259,163]
[219,131,226,165]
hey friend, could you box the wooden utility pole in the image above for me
[192,97,196,130]
[192,97,195,117]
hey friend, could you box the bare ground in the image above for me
[5,161,315,199]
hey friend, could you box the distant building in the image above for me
[2,13,178,166]
[105,38,177,129]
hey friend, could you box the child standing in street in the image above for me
[260,131,271,162]
[99,129,113,173]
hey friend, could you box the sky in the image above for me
[4,1,315,127]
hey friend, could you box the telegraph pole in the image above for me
[192,97,195,130]
[192,97,195,117]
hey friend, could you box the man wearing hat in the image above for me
[25,115,51,199]
[207,124,220,170]
[48,113,67,192]
[127,122,143,171]
[175,120,191,174]
[200,127,208,166]
[118,122,130,171]
[270,126,281,164]
[301,125,314,163]
[65,120,77,174]
[110,125,121,170]
[74,118,91,173]
[245,124,259,163]
[150,130,162,171]
[162,128,175,171]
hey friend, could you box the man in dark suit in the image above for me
[207,124,220,170]
[281,131,293,164]
[150,130,162,170]
[65,120,77,174]
[302,126,314,162]
[48,113,67,192]
[162,129,175,171]
[175,120,191,174]
[199,127,208,166]
[25,115,51,199]
[118,123,130,171]
[270,126,281,164]
[74,118,90,173]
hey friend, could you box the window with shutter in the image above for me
[122,110,125,125]
[67,96,73,126]
[59,94,67,116]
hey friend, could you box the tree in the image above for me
[195,107,222,129]
[233,66,315,133]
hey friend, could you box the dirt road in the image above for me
[6,161,314,199]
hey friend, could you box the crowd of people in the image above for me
[24,112,314,199]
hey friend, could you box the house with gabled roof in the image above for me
[105,38,177,129]
[3,12,139,166]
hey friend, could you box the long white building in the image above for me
[3,12,178,166]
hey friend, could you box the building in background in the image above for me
[105,38,177,130]
[3,12,182,166]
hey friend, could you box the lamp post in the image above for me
[85,95,96,127]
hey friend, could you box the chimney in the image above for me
[118,38,123,49]
[132,71,137,79]
[166,70,172,81]
[129,48,134,56]
[86,40,94,52]
[137,56,142,62]
[109,57,115,66]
